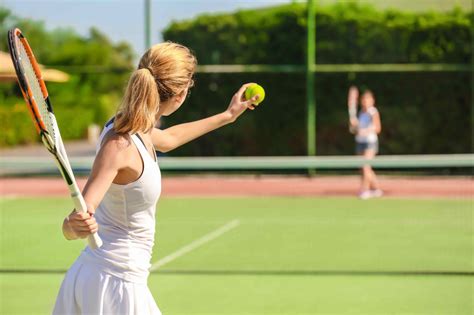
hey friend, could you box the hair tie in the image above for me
[145,67,154,76]
[139,66,154,76]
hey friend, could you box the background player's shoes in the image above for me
[359,190,372,200]
[370,189,384,198]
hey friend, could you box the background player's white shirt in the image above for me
[356,107,378,144]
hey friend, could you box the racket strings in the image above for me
[17,40,56,142]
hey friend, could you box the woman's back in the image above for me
[83,122,161,283]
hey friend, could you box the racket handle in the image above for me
[348,103,357,119]
[72,193,103,249]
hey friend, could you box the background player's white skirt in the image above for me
[53,258,161,315]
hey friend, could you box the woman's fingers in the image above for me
[86,221,98,233]
[74,226,98,238]
[243,95,259,109]
[78,221,98,237]
[64,207,99,239]
[69,212,98,235]
[89,224,99,234]
[78,218,97,228]
[75,227,94,233]
[238,94,259,111]
[70,211,90,220]
[238,82,255,95]
[83,218,95,226]
[235,82,256,101]
[244,103,255,110]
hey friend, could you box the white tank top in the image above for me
[81,122,161,284]
[355,107,378,144]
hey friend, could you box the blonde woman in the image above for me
[348,86,383,199]
[53,43,258,314]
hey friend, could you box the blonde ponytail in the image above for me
[114,42,196,135]
[115,68,159,134]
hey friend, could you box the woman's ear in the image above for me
[175,89,187,103]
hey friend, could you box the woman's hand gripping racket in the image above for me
[8,28,102,249]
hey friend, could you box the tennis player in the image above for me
[348,86,383,199]
[53,42,258,314]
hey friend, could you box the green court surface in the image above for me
[0,197,472,314]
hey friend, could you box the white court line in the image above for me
[150,219,240,271]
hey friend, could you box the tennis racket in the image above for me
[8,28,102,249]
[347,85,358,133]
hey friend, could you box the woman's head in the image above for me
[360,89,375,110]
[115,42,196,134]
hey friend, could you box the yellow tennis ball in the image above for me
[245,84,266,105]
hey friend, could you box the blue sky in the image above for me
[4,0,469,56]
[4,0,293,55]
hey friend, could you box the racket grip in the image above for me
[72,193,103,249]
[348,103,357,119]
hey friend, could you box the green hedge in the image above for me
[0,104,94,146]
[0,105,36,146]
[162,3,472,156]
[0,8,133,147]
[2,4,471,155]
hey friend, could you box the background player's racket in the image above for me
[347,85,358,133]
[8,28,102,249]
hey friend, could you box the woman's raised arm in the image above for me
[151,83,258,152]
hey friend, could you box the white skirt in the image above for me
[53,257,161,315]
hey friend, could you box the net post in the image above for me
[306,0,316,156]
[144,0,152,50]
[471,11,474,154]
[306,0,316,174]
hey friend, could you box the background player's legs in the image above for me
[369,168,380,190]
[364,148,382,197]
[360,164,371,193]
[359,148,381,199]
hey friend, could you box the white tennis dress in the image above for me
[53,122,162,315]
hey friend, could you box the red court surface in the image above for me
[0,175,472,198]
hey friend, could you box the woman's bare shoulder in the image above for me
[98,130,134,160]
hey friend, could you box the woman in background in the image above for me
[348,86,383,199]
